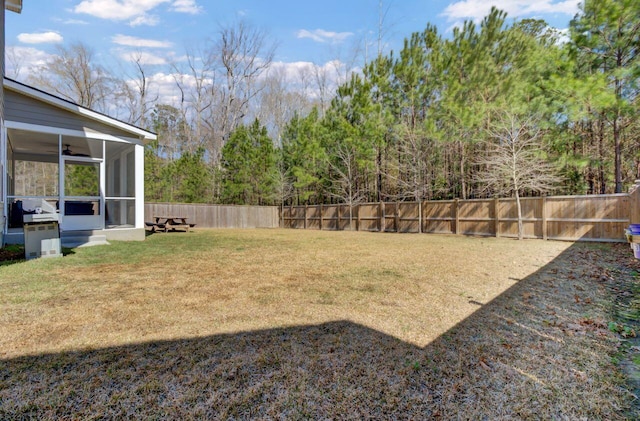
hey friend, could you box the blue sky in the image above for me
[6,0,580,63]
[4,0,581,104]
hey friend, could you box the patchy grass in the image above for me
[0,244,24,266]
[0,229,636,418]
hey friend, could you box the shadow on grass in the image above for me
[144,229,192,238]
[1,242,637,419]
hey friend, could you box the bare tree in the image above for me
[118,52,158,129]
[253,67,311,146]
[386,124,434,202]
[5,46,26,79]
[29,42,113,112]
[171,44,218,156]
[475,111,562,240]
[327,142,367,230]
[273,157,295,208]
[214,20,277,155]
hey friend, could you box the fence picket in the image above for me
[280,192,636,242]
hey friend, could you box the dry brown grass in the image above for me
[0,229,636,419]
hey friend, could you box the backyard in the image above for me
[0,229,638,418]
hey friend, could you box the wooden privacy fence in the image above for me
[145,203,280,229]
[282,192,637,242]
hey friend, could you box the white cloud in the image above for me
[119,50,168,65]
[4,46,53,79]
[112,34,173,48]
[17,31,63,44]
[147,72,202,105]
[171,0,203,14]
[74,0,202,25]
[266,60,357,99]
[74,0,169,26]
[296,29,354,44]
[52,17,89,25]
[74,0,168,19]
[555,27,570,43]
[442,0,580,23]
[129,14,161,27]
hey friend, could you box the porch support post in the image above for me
[134,143,144,229]
[58,134,64,229]
[100,140,106,229]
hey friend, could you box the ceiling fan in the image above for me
[62,144,73,155]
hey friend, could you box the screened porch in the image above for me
[5,128,139,237]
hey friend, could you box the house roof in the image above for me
[4,77,157,142]
[5,0,22,13]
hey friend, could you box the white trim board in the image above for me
[5,120,146,145]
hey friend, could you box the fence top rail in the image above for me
[148,202,279,209]
[283,192,630,209]
[496,196,544,201]
[544,193,629,200]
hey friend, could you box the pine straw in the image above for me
[0,229,636,419]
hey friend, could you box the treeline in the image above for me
[17,1,636,206]
[145,0,639,206]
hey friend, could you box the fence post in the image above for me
[319,204,323,230]
[304,204,308,229]
[356,204,360,231]
[542,197,548,240]
[629,180,640,225]
[454,199,460,235]
[380,201,386,232]
[337,204,341,231]
[419,201,423,234]
[395,202,400,233]
[494,197,500,238]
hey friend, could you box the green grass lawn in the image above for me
[0,229,636,418]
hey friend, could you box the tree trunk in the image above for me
[513,153,523,240]
[459,140,466,200]
[377,148,382,202]
[348,202,353,231]
[516,190,523,241]
[598,118,606,194]
[614,116,622,193]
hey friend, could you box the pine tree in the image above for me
[570,0,640,192]
[220,120,279,205]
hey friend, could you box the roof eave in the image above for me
[5,0,23,13]
[4,77,157,143]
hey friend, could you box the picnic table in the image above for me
[146,216,195,232]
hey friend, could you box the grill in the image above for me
[23,212,61,260]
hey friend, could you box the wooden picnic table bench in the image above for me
[146,216,195,232]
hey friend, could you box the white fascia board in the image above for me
[5,0,23,13]
[4,79,157,142]
[5,121,146,146]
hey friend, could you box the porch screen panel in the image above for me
[105,142,135,228]
[13,161,59,196]
[64,162,99,197]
